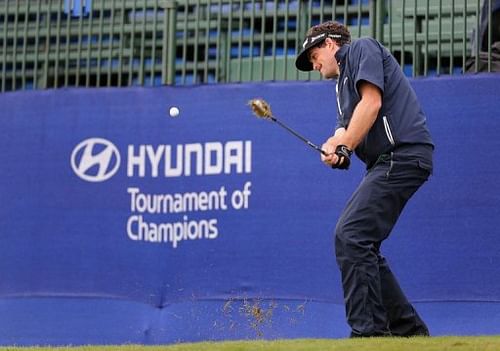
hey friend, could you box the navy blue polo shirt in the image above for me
[334,38,434,170]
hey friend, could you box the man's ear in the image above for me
[325,37,337,50]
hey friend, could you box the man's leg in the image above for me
[335,158,430,337]
[378,255,429,336]
[376,157,431,336]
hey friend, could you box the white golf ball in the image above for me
[169,106,180,117]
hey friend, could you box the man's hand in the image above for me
[321,129,345,167]
[321,139,339,166]
[332,145,353,169]
[322,143,353,169]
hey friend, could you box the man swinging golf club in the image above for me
[295,21,434,337]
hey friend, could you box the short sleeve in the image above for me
[351,38,385,94]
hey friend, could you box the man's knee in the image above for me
[335,217,376,267]
[335,218,360,263]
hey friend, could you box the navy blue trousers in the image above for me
[335,153,431,337]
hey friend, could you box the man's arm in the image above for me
[321,81,382,166]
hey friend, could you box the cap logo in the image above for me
[303,33,326,49]
[302,32,342,49]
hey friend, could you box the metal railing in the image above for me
[175,0,374,83]
[0,0,495,92]
[0,0,177,91]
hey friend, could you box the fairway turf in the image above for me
[2,336,500,351]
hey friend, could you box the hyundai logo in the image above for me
[71,138,121,182]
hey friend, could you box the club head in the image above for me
[248,98,273,120]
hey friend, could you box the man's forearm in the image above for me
[338,82,381,150]
[339,99,379,150]
[322,82,381,167]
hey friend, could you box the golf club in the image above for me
[248,98,328,156]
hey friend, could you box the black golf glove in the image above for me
[332,145,353,170]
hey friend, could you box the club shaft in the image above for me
[272,117,328,156]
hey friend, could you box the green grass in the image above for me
[2,336,500,351]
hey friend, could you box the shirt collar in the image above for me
[334,44,350,69]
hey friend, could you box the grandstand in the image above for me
[0,0,493,91]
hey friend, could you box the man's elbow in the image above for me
[372,98,382,115]
[368,88,383,113]
[361,94,382,116]
[358,81,382,114]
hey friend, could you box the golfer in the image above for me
[295,21,434,337]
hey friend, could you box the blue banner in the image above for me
[1,76,500,345]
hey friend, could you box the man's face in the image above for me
[308,38,340,79]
